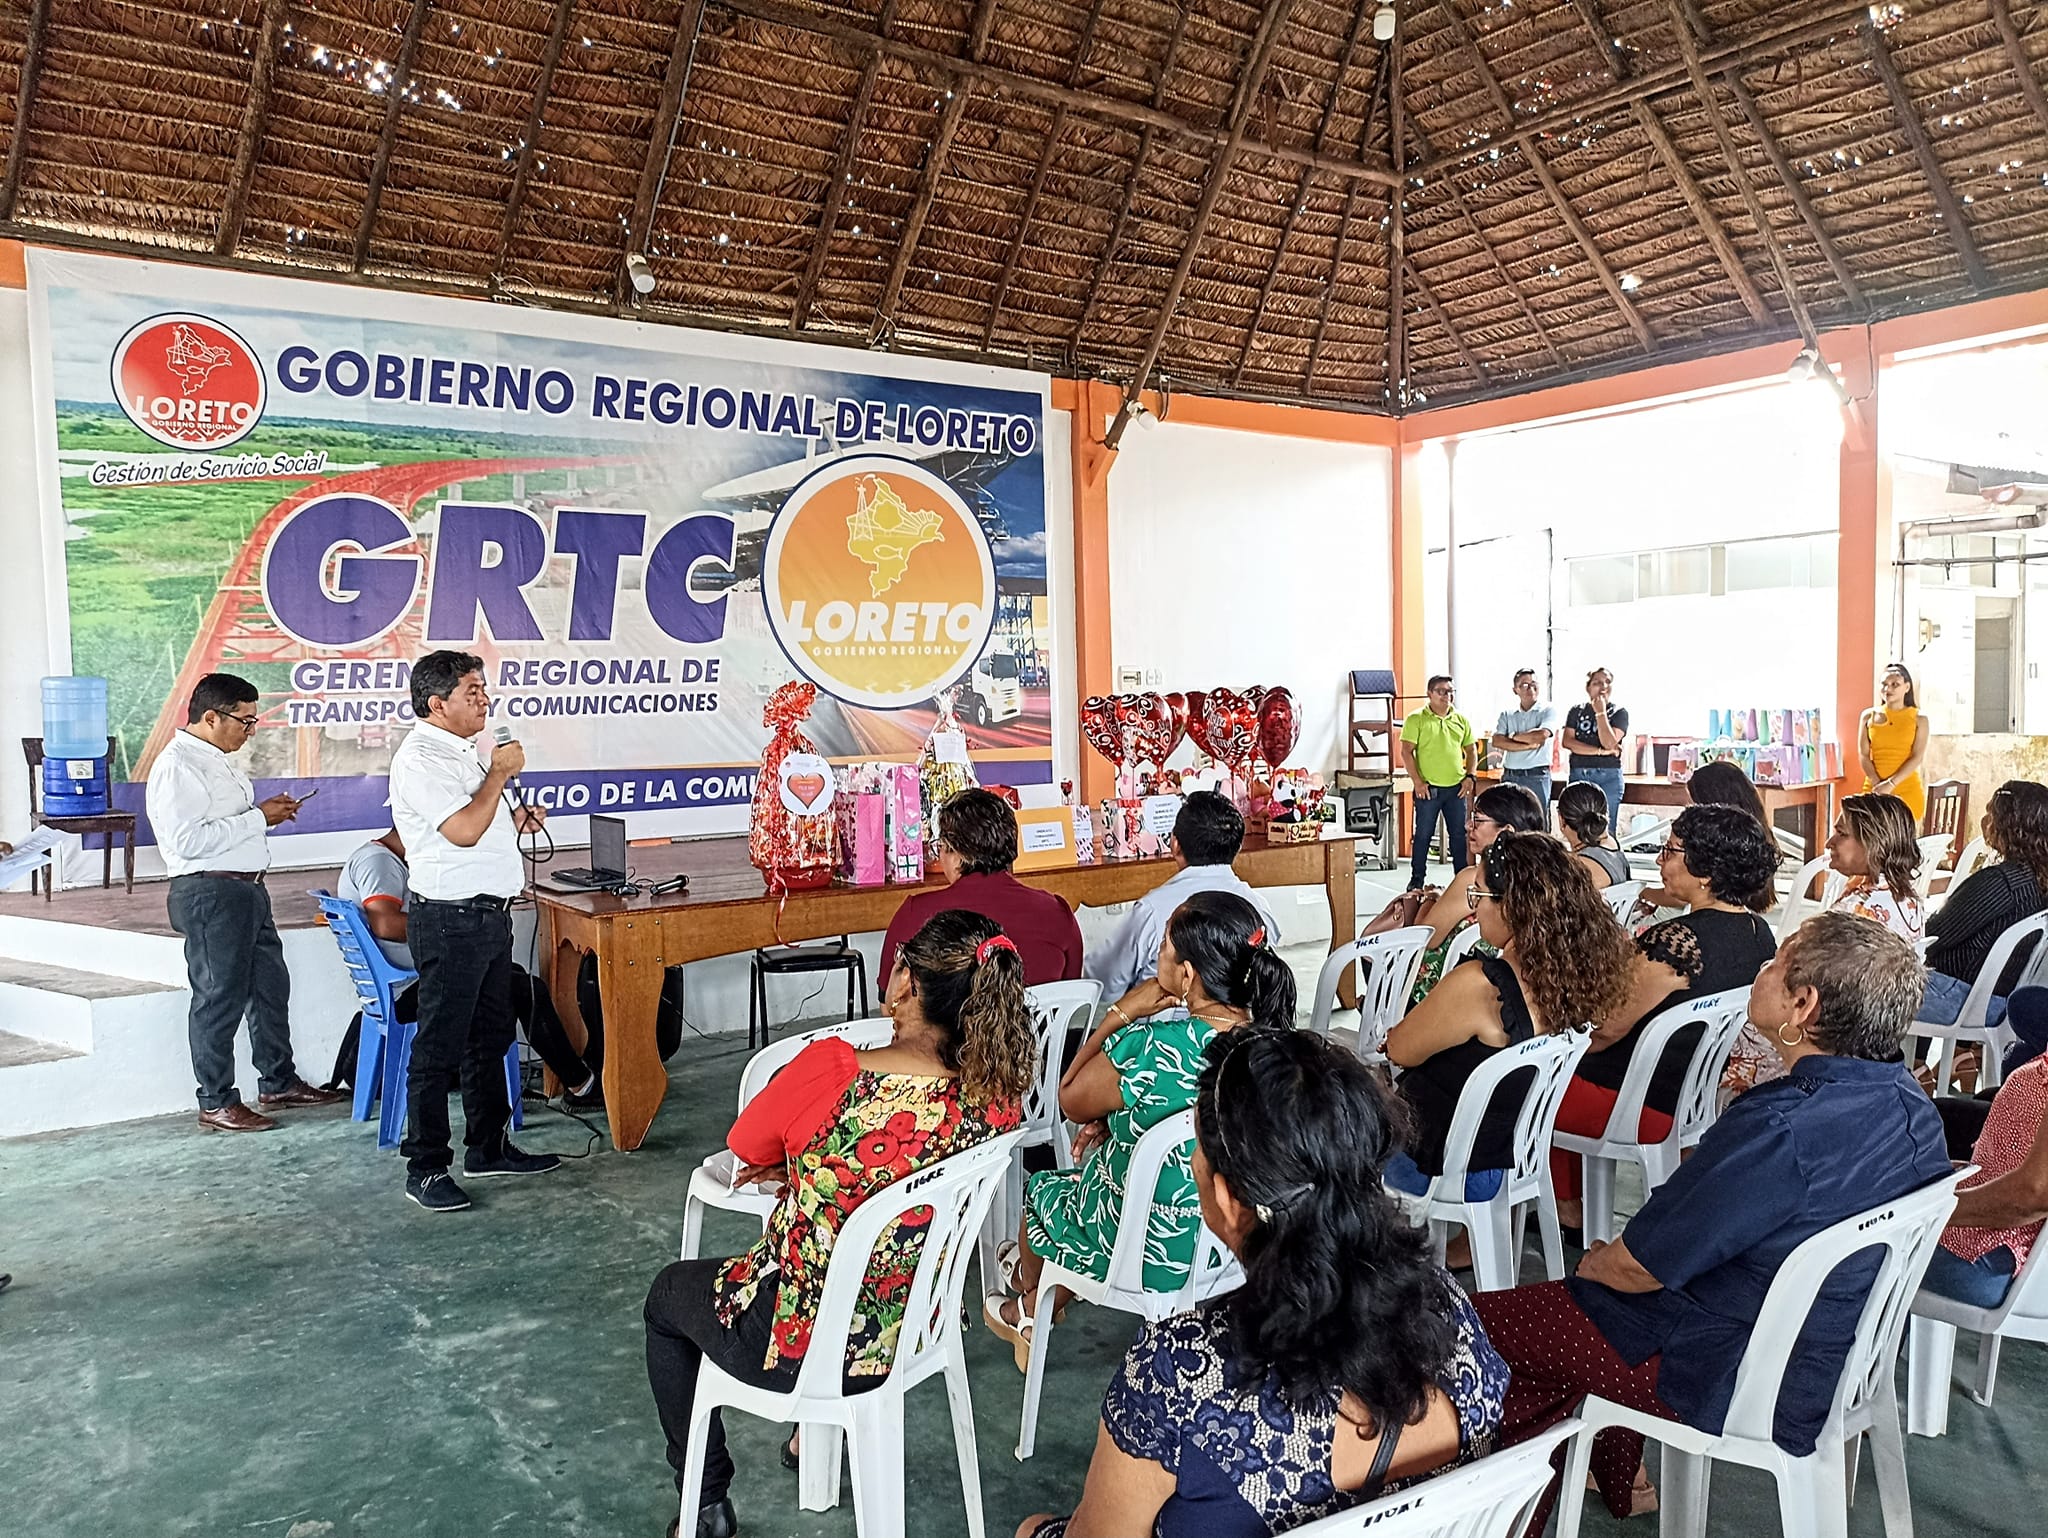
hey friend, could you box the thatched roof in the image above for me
[5,0,2046,414]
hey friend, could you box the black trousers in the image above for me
[401,899,517,1177]
[395,964,595,1088]
[166,874,297,1110]
[644,1260,878,1505]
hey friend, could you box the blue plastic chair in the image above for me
[312,891,521,1150]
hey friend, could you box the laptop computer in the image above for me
[546,814,629,889]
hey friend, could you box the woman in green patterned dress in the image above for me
[982,889,1297,1366]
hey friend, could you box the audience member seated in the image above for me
[1556,805,1779,1228]
[1086,791,1279,1001]
[982,891,1296,1362]
[1558,780,1631,887]
[1384,833,1633,1211]
[1632,760,1769,914]
[1016,1028,1508,1538]
[879,788,1084,985]
[1474,913,1949,1529]
[335,827,600,1104]
[643,910,1034,1538]
[1925,1048,2048,1308]
[1360,782,1546,1008]
[1919,780,2048,1034]
[1817,792,1924,943]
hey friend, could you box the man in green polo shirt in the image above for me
[1400,675,1478,891]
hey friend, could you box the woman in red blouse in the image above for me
[644,908,1038,1538]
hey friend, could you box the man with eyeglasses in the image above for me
[145,671,340,1133]
[1399,675,1479,892]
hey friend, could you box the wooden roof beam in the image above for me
[869,0,1002,344]
[792,0,897,332]
[711,0,1399,189]
[351,0,433,272]
[1071,8,1191,357]
[1672,0,1861,310]
[1406,256,1489,387]
[1103,0,1297,448]
[1859,20,1988,287]
[492,0,578,278]
[1305,50,1390,389]
[1432,0,1654,352]
[1988,0,2048,143]
[215,0,288,255]
[0,0,51,222]
[1386,28,1406,407]
[1229,3,1374,388]
[1632,100,1771,326]
[1568,0,1626,81]
[982,0,1110,351]
[1410,0,1885,180]
[619,0,711,308]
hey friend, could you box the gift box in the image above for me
[749,682,838,893]
[919,689,979,857]
[1071,804,1097,864]
[1096,798,1143,861]
[1753,744,1802,787]
[887,764,925,884]
[1667,741,1699,783]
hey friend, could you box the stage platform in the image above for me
[0,866,343,936]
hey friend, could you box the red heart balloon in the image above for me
[1184,690,1213,758]
[1244,685,1269,717]
[1110,693,1147,765]
[1158,692,1189,765]
[1081,695,1125,765]
[1201,688,1259,775]
[1137,692,1178,767]
[1257,686,1300,768]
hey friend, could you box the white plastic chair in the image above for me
[978,980,1102,1285]
[1773,854,1834,939]
[1015,1107,1243,1460]
[1551,988,1752,1246]
[1907,1227,2048,1436]
[1309,925,1434,1058]
[1387,1031,1589,1293]
[1599,880,1645,923]
[1915,833,1954,876]
[1927,836,1994,915]
[676,1131,1022,1538]
[1284,1419,1585,1537]
[1440,921,1486,975]
[1555,1168,1966,1538]
[1914,912,2048,1095]
[679,1016,896,1261]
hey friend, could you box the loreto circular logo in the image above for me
[111,312,266,450]
[762,454,996,709]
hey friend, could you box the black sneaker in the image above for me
[406,1172,473,1213]
[664,1497,738,1538]
[464,1139,561,1179]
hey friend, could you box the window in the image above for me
[1571,533,1837,605]
[1568,554,1636,606]
[1637,546,1711,598]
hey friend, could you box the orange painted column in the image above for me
[1389,437,1427,697]
[1064,379,1120,804]
[1836,383,1885,770]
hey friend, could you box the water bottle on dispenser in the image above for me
[41,676,110,816]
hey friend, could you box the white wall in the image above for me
[1105,420,1393,776]
[1,287,55,870]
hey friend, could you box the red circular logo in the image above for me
[110,313,266,450]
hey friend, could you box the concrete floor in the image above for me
[3,854,2046,1536]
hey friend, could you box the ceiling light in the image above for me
[1786,345,1822,382]
[624,251,656,295]
[1373,5,1397,42]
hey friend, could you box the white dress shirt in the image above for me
[1084,862,1281,1003]
[144,730,271,876]
[387,720,524,900]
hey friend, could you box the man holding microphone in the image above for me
[146,671,342,1132]
[387,650,557,1212]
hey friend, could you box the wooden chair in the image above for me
[1922,779,1969,871]
[22,737,135,899]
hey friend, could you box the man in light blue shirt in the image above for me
[1086,791,1280,1002]
[1491,668,1558,808]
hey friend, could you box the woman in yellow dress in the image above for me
[1859,663,1929,823]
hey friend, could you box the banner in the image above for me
[27,252,1059,843]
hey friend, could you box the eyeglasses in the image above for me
[1655,843,1686,861]
[1467,886,1498,910]
[222,712,260,731]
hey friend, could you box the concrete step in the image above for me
[0,1028,87,1068]
[0,960,181,1055]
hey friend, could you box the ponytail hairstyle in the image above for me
[1196,1028,1457,1425]
[1884,662,1918,709]
[1556,779,1611,846]
[1839,792,1923,902]
[896,909,1035,1105]
[1165,889,1296,1029]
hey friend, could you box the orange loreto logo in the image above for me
[762,453,996,709]
[111,312,267,450]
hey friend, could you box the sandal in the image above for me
[983,1292,1037,1372]
[779,1430,800,1471]
[993,1239,1024,1295]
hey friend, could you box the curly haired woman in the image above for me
[1383,832,1636,1232]
[644,909,1037,1538]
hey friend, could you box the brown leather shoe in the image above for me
[257,1078,347,1110]
[198,1103,279,1133]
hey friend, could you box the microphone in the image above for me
[493,724,528,804]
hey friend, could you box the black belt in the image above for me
[185,870,265,884]
[414,893,515,911]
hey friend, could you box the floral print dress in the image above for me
[1025,1015,1216,1292]
[713,1066,1020,1376]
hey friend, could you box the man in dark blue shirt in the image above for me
[1475,912,1950,1527]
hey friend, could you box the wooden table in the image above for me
[532,830,1364,1150]
[1612,775,1839,858]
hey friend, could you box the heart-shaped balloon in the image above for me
[1081,695,1125,765]
[1137,691,1179,767]
[1110,693,1147,765]
[1184,690,1213,758]
[1244,685,1269,718]
[1152,692,1187,766]
[1201,688,1259,776]
[1257,686,1300,768]
[1164,692,1190,755]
